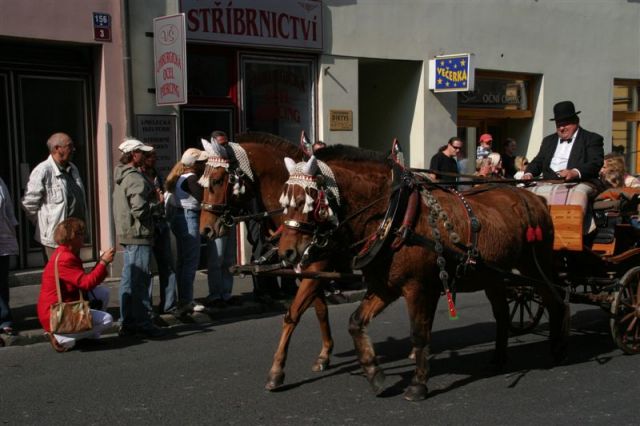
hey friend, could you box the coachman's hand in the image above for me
[558,169,579,181]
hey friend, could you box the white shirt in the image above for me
[549,129,579,173]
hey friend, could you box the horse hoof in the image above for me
[311,357,330,372]
[403,384,428,401]
[265,372,285,391]
[489,353,507,370]
[369,370,387,396]
[552,347,569,365]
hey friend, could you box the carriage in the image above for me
[507,188,640,354]
[198,133,639,401]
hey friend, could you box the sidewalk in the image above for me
[0,270,366,348]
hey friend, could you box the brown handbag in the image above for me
[49,253,93,334]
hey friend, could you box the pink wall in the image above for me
[0,0,128,253]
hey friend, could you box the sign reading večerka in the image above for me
[180,0,323,51]
[154,14,187,106]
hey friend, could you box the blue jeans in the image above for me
[151,220,178,313]
[170,209,201,304]
[119,244,153,330]
[206,228,236,301]
[0,256,12,329]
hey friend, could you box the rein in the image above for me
[233,208,285,224]
[409,167,576,186]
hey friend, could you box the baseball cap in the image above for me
[181,148,209,167]
[479,133,493,143]
[119,138,153,153]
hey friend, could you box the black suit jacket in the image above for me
[525,127,604,180]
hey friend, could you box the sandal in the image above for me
[47,333,69,353]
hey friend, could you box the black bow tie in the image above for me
[560,138,572,143]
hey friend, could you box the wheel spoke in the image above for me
[626,316,638,334]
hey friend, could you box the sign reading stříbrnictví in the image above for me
[180,0,323,51]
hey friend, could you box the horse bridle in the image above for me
[201,163,246,229]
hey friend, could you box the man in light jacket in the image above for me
[22,132,86,261]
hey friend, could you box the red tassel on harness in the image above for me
[526,226,536,242]
[445,289,458,320]
[535,225,543,242]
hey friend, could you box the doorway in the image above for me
[0,42,95,269]
[181,107,234,149]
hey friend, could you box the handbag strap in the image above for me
[54,251,85,304]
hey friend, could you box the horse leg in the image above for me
[530,246,570,363]
[348,292,394,396]
[265,278,321,390]
[402,281,440,401]
[537,286,570,363]
[311,295,333,372]
[484,282,510,367]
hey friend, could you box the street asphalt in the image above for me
[0,270,366,348]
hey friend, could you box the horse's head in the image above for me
[277,156,339,268]
[199,139,254,240]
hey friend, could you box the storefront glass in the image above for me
[241,55,315,143]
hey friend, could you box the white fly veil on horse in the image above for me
[280,156,340,225]
[199,137,254,195]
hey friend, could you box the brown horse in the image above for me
[198,132,349,389]
[277,146,570,401]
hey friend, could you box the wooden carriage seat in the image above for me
[550,205,583,251]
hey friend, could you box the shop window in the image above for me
[612,79,640,174]
[240,54,315,143]
[186,45,236,103]
[458,71,535,120]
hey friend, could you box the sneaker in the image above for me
[192,303,206,313]
[137,326,166,338]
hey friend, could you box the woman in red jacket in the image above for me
[37,218,115,352]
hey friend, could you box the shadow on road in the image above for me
[282,307,621,398]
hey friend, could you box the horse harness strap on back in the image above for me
[350,163,413,270]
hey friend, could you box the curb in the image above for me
[0,289,366,348]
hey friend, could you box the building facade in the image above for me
[2,0,639,273]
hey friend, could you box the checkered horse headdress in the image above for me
[280,156,340,225]
[199,137,254,195]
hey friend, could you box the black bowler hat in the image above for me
[550,101,581,122]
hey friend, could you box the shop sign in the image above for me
[135,115,178,178]
[458,78,528,110]
[329,110,353,131]
[181,0,323,51]
[154,14,188,106]
[428,53,474,93]
[93,12,112,42]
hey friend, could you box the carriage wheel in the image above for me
[507,286,545,335]
[610,266,640,354]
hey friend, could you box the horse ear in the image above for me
[201,138,214,155]
[302,155,318,176]
[284,157,297,174]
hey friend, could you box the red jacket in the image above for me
[37,245,108,332]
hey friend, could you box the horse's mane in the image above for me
[314,144,390,165]
[235,131,301,158]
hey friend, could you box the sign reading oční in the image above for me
[180,0,323,51]
[154,13,188,106]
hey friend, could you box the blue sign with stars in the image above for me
[430,54,474,93]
